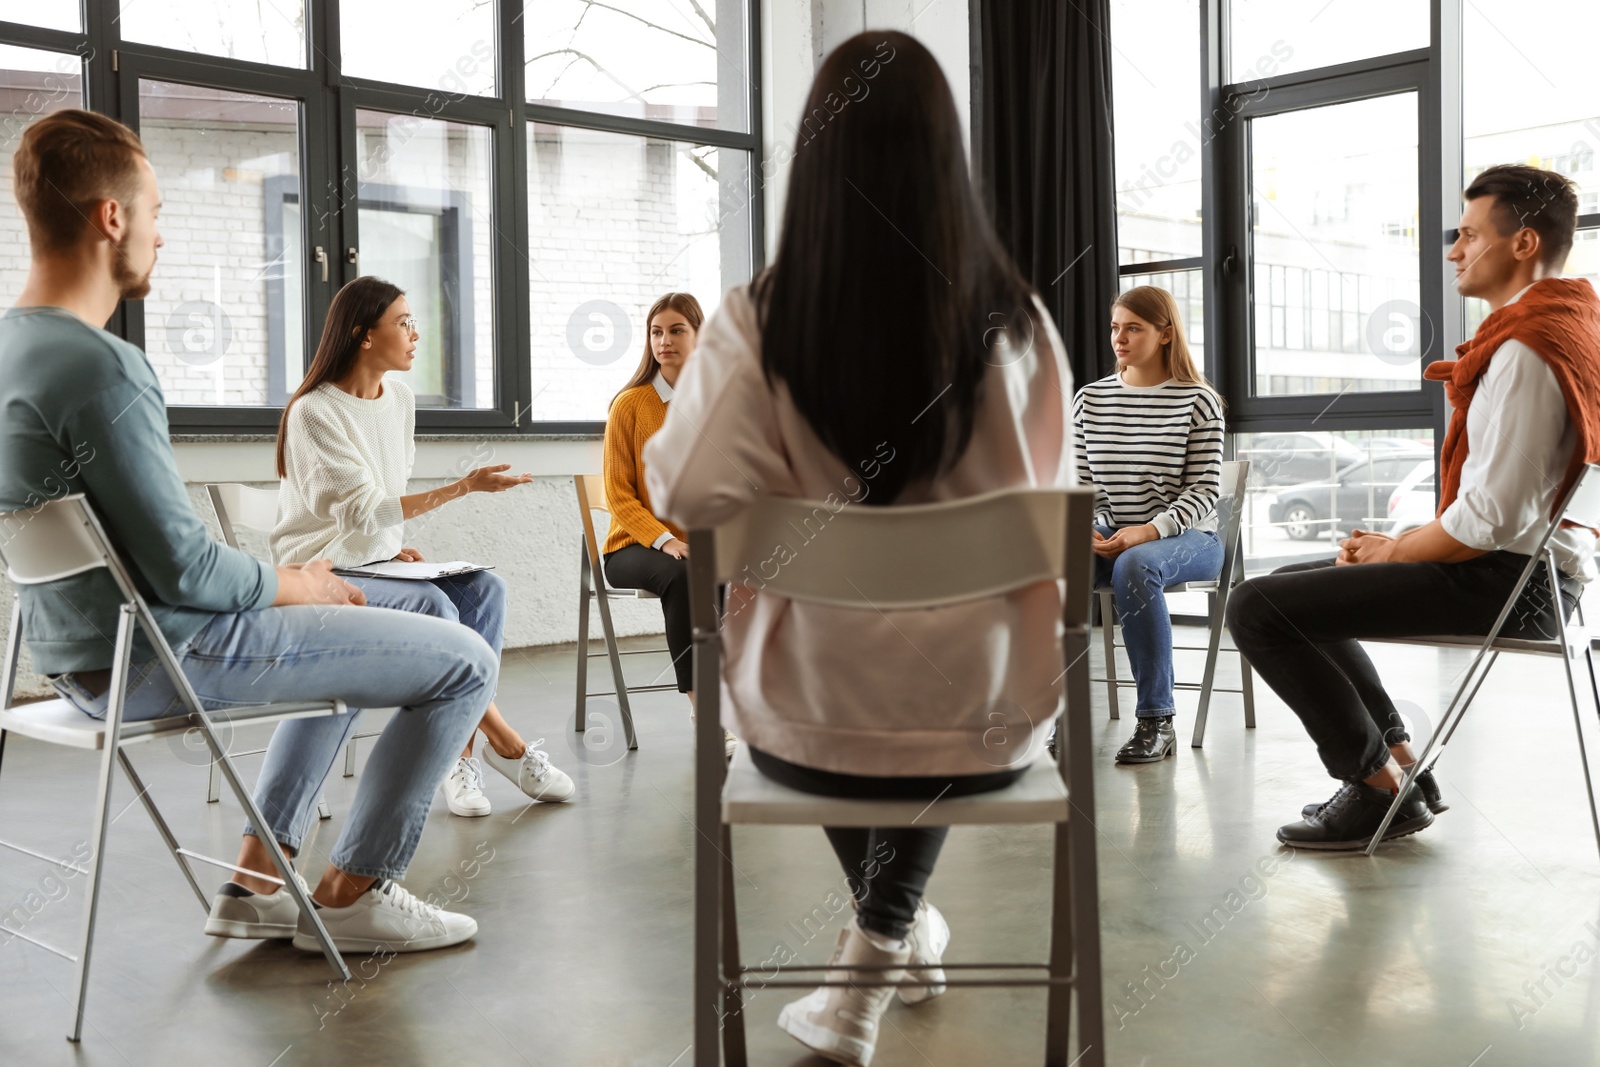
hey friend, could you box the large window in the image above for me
[0,0,761,433]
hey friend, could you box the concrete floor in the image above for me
[2,629,1599,1066]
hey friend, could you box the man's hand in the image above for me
[273,560,367,607]
[1093,523,1160,558]
[393,547,425,562]
[661,538,690,560]
[460,464,533,495]
[1336,529,1396,566]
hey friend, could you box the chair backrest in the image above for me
[574,474,608,566]
[0,494,116,586]
[206,483,281,549]
[1213,460,1251,589]
[1562,464,1600,531]
[700,487,1097,619]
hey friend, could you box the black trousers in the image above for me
[750,747,1026,940]
[603,543,693,692]
[1226,552,1579,784]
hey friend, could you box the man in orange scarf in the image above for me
[1228,165,1599,850]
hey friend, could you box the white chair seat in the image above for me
[0,698,347,750]
[720,744,1069,827]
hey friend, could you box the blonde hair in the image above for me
[1112,285,1219,400]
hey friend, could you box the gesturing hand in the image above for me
[461,464,533,494]
[661,538,690,560]
[393,547,425,562]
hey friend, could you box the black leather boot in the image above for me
[1115,716,1175,764]
[1279,780,1434,850]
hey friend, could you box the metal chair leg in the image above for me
[207,757,222,803]
[720,824,748,1067]
[343,736,358,778]
[1043,818,1075,1066]
[1190,589,1226,749]
[317,797,332,821]
[593,566,639,751]
[1241,652,1257,729]
[1063,623,1105,1067]
[1100,590,1119,720]
[575,542,593,733]
[116,750,207,911]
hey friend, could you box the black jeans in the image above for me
[750,747,1026,940]
[604,544,692,692]
[1226,552,1579,783]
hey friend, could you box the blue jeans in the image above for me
[52,604,496,879]
[1094,526,1224,718]
[344,570,508,660]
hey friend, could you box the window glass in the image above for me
[1235,429,1434,573]
[1110,0,1201,262]
[1249,93,1421,397]
[353,110,497,409]
[138,81,301,407]
[1464,0,1600,330]
[0,0,79,32]
[123,0,307,69]
[527,126,751,421]
[341,0,497,97]
[1229,0,1427,82]
[0,45,83,306]
[526,0,748,132]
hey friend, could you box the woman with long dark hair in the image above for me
[273,276,575,815]
[643,32,1073,1066]
[599,292,739,755]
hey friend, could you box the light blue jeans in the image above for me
[53,603,496,879]
[1094,525,1224,718]
[343,570,507,661]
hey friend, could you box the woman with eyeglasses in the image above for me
[272,275,576,816]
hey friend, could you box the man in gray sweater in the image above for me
[0,109,490,954]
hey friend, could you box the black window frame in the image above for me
[0,0,764,437]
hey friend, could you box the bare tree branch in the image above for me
[575,1,715,49]
[685,146,718,182]
[688,0,716,36]
[528,47,647,103]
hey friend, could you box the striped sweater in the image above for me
[1072,373,1224,536]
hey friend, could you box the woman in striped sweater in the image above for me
[1075,285,1226,764]
[601,292,736,757]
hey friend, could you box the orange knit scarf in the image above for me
[1423,276,1600,522]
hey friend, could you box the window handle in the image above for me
[313,245,329,283]
[346,246,359,267]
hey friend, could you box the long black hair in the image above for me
[276,275,405,477]
[754,31,1039,503]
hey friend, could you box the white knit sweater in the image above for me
[271,380,415,567]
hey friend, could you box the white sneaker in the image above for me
[440,756,492,816]
[204,870,313,939]
[291,880,477,954]
[479,740,575,803]
[899,899,950,1004]
[777,921,909,1067]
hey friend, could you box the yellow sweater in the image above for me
[603,382,687,555]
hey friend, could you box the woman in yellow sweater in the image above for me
[602,292,703,716]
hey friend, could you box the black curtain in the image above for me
[974,0,1120,391]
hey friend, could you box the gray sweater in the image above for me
[0,306,276,674]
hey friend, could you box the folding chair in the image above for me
[0,494,351,1042]
[1097,460,1256,748]
[573,474,676,752]
[206,483,379,808]
[688,487,1104,1067]
[1364,463,1600,856]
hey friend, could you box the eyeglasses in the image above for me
[393,316,418,332]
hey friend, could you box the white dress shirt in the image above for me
[1439,286,1597,582]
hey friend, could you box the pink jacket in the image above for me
[644,287,1075,777]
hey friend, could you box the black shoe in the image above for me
[1115,717,1175,764]
[1278,781,1434,850]
[1300,766,1448,818]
